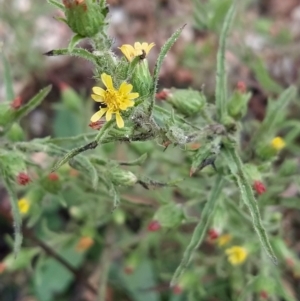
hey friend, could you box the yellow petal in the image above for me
[101,73,114,90]
[91,94,104,102]
[90,108,107,122]
[92,87,106,97]
[106,109,112,121]
[119,82,133,94]
[145,42,155,55]
[128,92,139,100]
[119,45,136,61]
[134,42,142,50]
[116,112,124,128]
[119,100,134,110]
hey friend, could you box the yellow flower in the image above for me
[218,234,232,247]
[91,73,139,128]
[271,137,285,151]
[18,198,30,214]
[76,236,94,252]
[119,42,155,62]
[225,246,248,265]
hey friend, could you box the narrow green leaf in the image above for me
[222,145,277,264]
[170,175,223,286]
[68,34,84,52]
[215,2,236,122]
[149,25,186,115]
[47,0,65,10]
[1,52,14,100]
[44,48,97,65]
[250,57,282,94]
[13,85,52,121]
[69,156,98,190]
[119,153,148,166]
[253,86,296,144]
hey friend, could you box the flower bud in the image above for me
[113,209,126,225]
[40,173,62,194]
[208,228,219,240]
[48,172,59,181]
[63,0,107,38]
[165,89,206,116]
[227,84,251,119]
[109,168,137,186]
[253,180,266,195]
[124,252,140,274]
[153,203,184,228]
[7,122,25,142]
[131,60,152,98]
[17,172,31,186]
[10,96,22,109]
[172,285,183,295]
[147,220,161,232]
[76,236,94,252]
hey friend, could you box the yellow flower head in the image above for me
[225,246,248,265]
[76,236,94,252]
[18,198,30,215]
[91,73,139,128]
[218,234,232,247]
[119,42,155,62]
[271,137,285,151]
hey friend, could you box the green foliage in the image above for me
[1,1,300,301]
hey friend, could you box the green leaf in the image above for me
[47,0,65,10]
[253,86,296,144]
[222,145,277,264]
[250,57,282,94]
[171,175,223,286]
[111,259,159,301]
[44,48,97,65]
[68,33,84,52]
[149,24,186,115]
[34,245,85,301]
[13,85,52,121]
[215,2,236,122]
[1,51,14,101]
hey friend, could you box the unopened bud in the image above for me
[154,203,184,228]
[109,168,137,186]
[10,96,22,109]
[165,89,206,116]
[253,180,266,195]
[147,220,161,232]
[63,0,107,38]
[17,172,31,185]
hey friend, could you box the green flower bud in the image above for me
[166,89,206,116]
[256,141,277,160]
[7,122,25,142]
[243,163,262,182]
[40,173,62,194]
[154,203,184,228]
[0,102,14,128]
[166,126,187,145]
[113,209,126,225]
[69,206,85,220]
[0,151,27,178]
[227,91,251,119]
[131,60,152,98]
[63,0,107,37]
[109,168,137,186]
